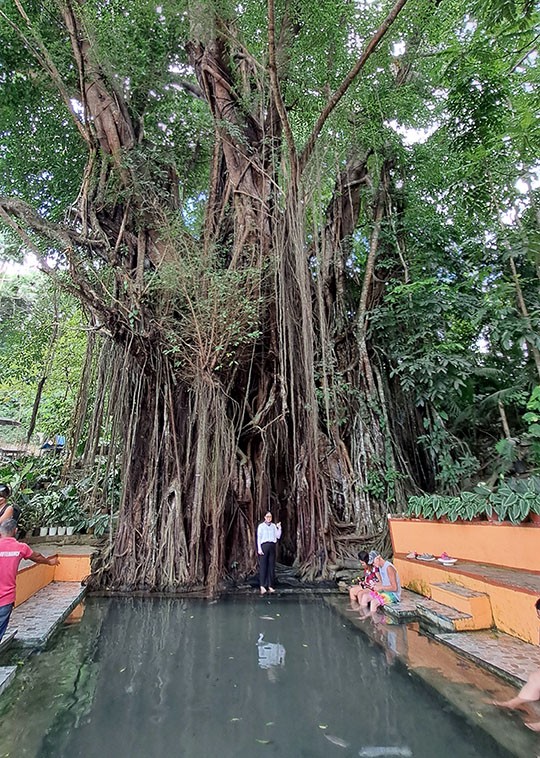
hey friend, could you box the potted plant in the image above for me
[60,497,85,536]
[17,493,46,537]
[41,491,63,535]
[37,494,55,536]
[25,492,50,537]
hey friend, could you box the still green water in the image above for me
[0,596,520,757]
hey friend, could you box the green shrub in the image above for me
[406,477,540,523]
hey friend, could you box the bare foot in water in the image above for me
[492,699,530,712]
[260,587,267,595]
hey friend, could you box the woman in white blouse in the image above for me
[257,512,282,595]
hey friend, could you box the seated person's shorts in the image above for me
[369,590,400,605]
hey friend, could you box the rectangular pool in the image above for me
[0,596,519,757]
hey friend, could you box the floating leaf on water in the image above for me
[276,613,280,617]
[259,615,275,620]
[302,643,308,647]
[190,615,194,619]
[318,724,328,729]
[256,739,271,744]
[228,656,234,659]
[265,721,275,726]
[230,717,242,722]
[119,668,126,672]
[324,734,349,747]
[358,748,412,757]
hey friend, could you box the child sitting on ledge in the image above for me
[359,553,401,613]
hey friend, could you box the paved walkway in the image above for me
[10,582,86,647]
[435,629,540,686]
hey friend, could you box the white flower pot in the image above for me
[66,526,75,536]
[39,527,48,537]
[48,527,58,536]
[57,527,66,536]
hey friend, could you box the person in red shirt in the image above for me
[0,518,60,641]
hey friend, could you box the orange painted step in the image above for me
[430,582,493,630]
[394,556,539,644]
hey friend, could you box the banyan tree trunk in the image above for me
[94,195,337,590]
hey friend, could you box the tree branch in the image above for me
[0,197,106,252]
[267,0,297,181]
[299,0,410,174]
[169,80,206,100]
[0,206,53,273]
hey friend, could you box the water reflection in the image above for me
[256,632,286,676]
[64,601,86,626]
[366,612,408,665]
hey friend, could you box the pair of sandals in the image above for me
[260,587,276,595]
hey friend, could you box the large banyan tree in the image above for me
[0,0,537,590]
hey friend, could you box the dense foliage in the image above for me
[0,270,87,442]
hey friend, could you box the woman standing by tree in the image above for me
[257,513,282,595]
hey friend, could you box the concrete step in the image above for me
[394,555,540,644]
[9,581,86,648]
[430,582,493,630]
[416,597,474,632]
[0,667,16,697]
[384,589,475,632]
[0,629,16,653]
